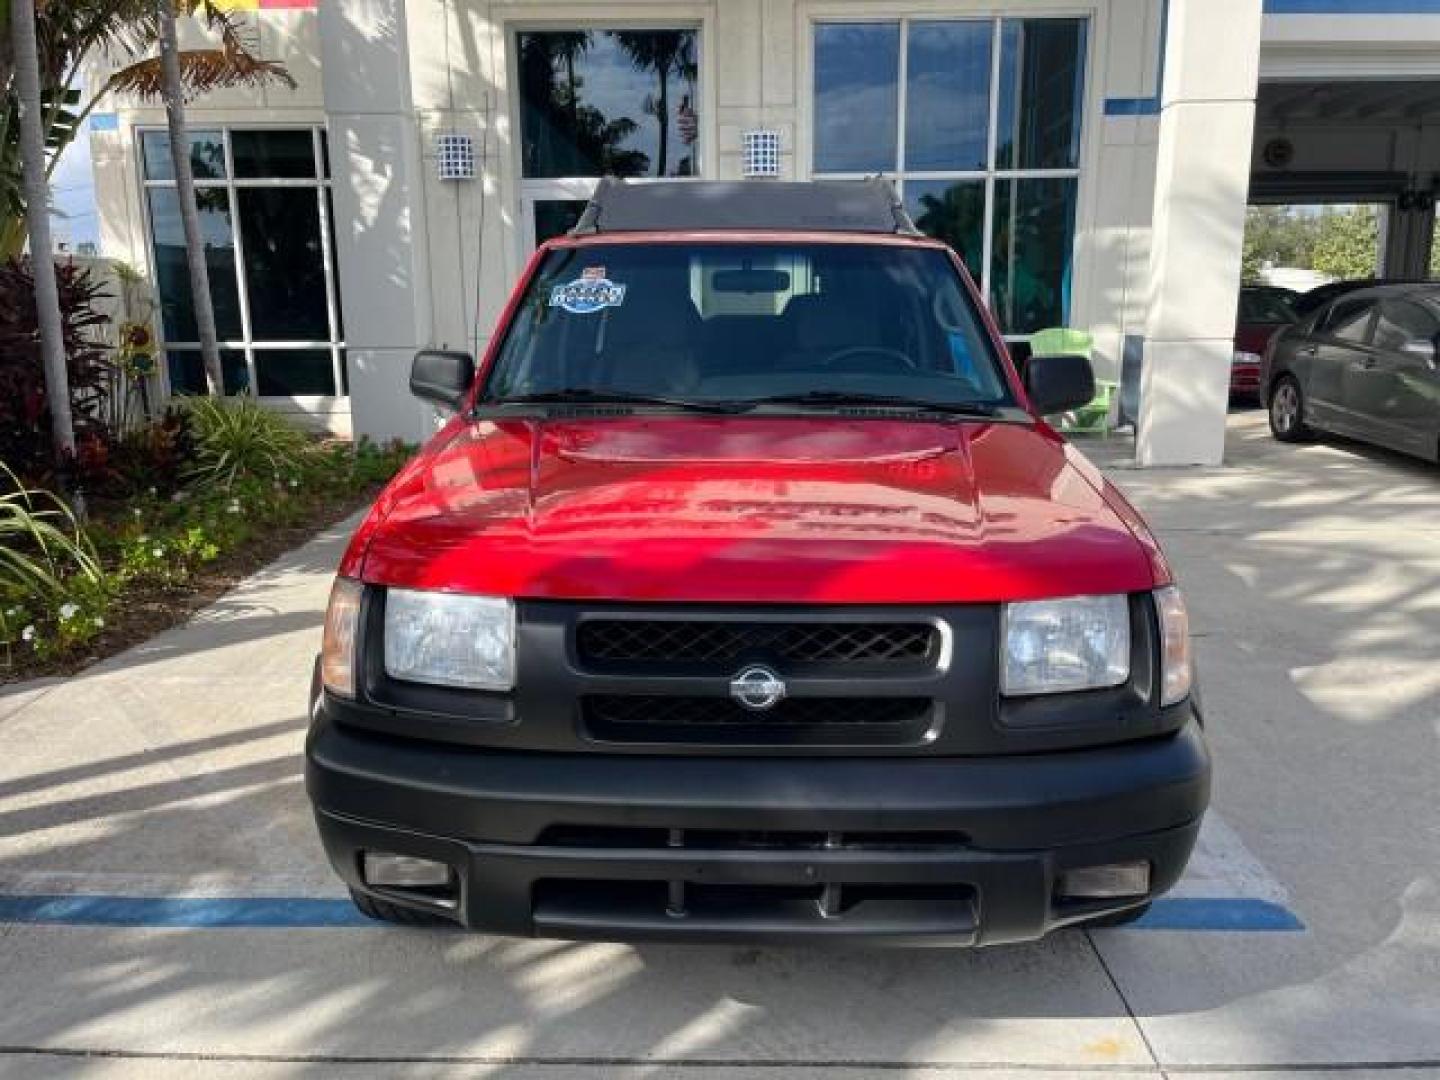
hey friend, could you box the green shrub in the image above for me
[3,430,414,674]
[0,464,108,659]
[184,396,311,489]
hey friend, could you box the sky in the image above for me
[50,117,100,252]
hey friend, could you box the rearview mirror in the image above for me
[1025,353,1096,416]
[410,349,475,410]
[1401,338,1437,366]
[712,268,791,293]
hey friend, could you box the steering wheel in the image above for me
[818,345,916,372]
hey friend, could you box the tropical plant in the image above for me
[183,395,310,489]
[0,256,112,481]
[1,0,294,259]
[0,461,103,646]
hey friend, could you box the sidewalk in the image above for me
[0,516,359,903]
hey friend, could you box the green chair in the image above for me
[1028,327,1093,359]
[1028,327,1113,435]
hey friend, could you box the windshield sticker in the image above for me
[550,271,626,314]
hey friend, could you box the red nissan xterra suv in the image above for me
[307,179,1209,945]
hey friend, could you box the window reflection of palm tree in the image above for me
[517,32,648,176]
[610,31,697,177]
[550,31,590,136]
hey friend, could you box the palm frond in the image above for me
[103,1,295,102]
[107,46,293,101]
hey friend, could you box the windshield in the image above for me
[1238,289,1298,325]
[480,242,1013,410]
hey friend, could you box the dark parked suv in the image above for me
[306,179,1210,945]
[1264,283,1440,462]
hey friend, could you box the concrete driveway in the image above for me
[1,411,1437,1079]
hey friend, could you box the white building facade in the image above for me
[88,0,1440,464]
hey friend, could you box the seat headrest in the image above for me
[789,293,874,351]
[604,278,699,349]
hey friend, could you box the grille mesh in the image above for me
[577,620,937,667]
[584,695,930,729]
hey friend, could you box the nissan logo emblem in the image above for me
[729,665,787,711]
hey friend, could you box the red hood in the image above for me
[351,418,1159,603]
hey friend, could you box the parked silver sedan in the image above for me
[1262,283,1440,463]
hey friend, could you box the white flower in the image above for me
[152,547,164,558]
[21,625,36,642]
[93,617,105,628]
[288,478,299,489]
[58,603,79,621]
[5,607,16,617]
[147,486,157,496]
[132,508,143,519]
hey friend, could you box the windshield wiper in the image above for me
[738,391,1000,417]
[478,388,745,414]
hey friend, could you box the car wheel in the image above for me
[349,888,454,927]
[1268,376,1311,442]
[1080,902,1152,929]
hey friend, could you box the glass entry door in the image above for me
[513,27,701,255]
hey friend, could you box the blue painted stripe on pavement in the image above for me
[0,894,1303,931]
[1128,897,1304,931]
[1265,0,1440,13]
[0,894,372,928]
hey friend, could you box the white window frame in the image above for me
[137,123,346,401]
[806,13,1088,338]
[507,20,710,259]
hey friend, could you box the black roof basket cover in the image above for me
[571,176,921,237]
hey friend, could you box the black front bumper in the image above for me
[306,701,1210,946]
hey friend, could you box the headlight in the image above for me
[320,577,363,698]
[1154,585,1193,705]
[383,588,515,690]
[1232,349,1262,366]
[1001,594,1130,696]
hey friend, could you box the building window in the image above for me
[141,126,345,398]
[812,18,1086,336]
[516,28,700,248]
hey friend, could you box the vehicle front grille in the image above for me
[576,619,939,669]
[582,694,934,746]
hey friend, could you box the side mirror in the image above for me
[1025,353,1096,416]
[410,349,475,410]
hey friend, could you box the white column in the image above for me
[1136,0,1263,467]
[320,0,436,442]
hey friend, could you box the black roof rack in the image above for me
[570,177,922,237]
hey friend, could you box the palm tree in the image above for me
[610,31,696,178]
[155,0,221,393]
[8,0,78,485]
[113,1,292,396]
[1,0,292,255]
